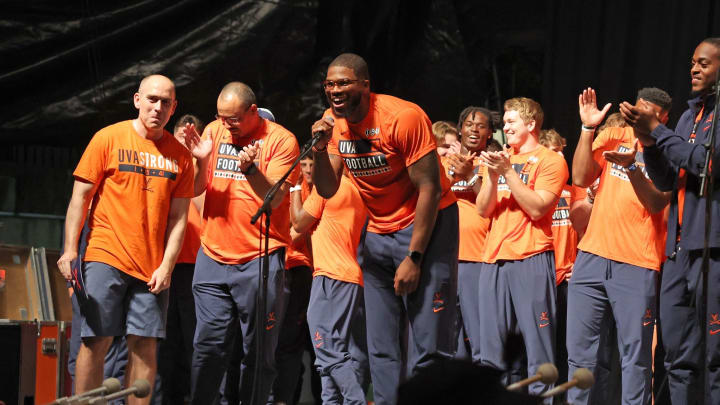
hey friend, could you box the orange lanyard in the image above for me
[677,105,705,232]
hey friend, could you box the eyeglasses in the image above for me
[322,79,360,90]
[215,114,242,125]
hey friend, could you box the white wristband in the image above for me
[289,185,302,193]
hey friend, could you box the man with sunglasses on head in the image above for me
[183,82,300,405]
[310,53,458,405]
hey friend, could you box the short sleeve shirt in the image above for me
[74,120,194,281]
[481,145,569,263]
[326,93,456,234]
[577,127,667,270]
[200,119,300,265]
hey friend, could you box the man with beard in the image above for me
[621,37,720,404]
[310,53,458,405]
[187,82,299,404]
[57,75,194,404]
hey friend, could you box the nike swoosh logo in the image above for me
[643,321,653,326]
[710,329,720,335]
[539,323,550,328]
[315,342,323,348]
[433,307,445,313]
[265,325,275,330]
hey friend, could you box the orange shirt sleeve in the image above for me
[74,131,110,184]
[303,188,326,220]
[265,132,301,185]
[389,108,436,167]
[571,185,587,203]
[534,153,568,197]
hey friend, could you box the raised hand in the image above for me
[479,149,511,177]
[603,139,638,168]
[448,139,462,155]
[446,151,477,181]
[177,123,212,160]
[311,116,335,150]
[619,99,660,144]
[239,142,261,171]
[579,88,612,128]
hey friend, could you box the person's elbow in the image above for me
[528,208,549,222]
[477,203,493,218]
[572,171,595,189]
[316,182,339,199]
[647,197,670,215]
[527,202,555,222]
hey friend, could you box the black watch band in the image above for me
[242,162,258,176]
[407,250,423,265]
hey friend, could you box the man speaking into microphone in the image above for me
[310,53,458,405]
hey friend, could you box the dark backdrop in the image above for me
[1,0,719,179]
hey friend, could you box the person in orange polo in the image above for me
[567,87,671,405]
[310,53,458,405]
[57,75,194,404]
[475,97,568,398]
[187,82,300,405]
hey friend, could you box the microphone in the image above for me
[310,116,335,148]
[506,363,558,391]
[541,367,594,398]
[51,378,122,404]
[88,379,151,404]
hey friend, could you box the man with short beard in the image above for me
[621,37,720,404]
[310,53,458,405]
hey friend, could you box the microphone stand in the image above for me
[699,74,720,400]
[248,134,321,405]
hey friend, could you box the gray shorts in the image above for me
[80,261,169,339]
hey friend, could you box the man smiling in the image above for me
[475,97,568,399]
[621,37,720,404]
[310,53,458,405]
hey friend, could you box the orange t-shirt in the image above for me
[441,155,490,262]
[176,199,203,264]
[200,119,300,264]
[577,127,667,270]
[286,177,313,269]
[74,120,194,281]
[552,185,584,284]
[326,93,456,234]
[303,176,367,285]
[481,145,569,263]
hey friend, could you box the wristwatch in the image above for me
[407,250,423,265]
[625,162,637,173]
[242,162,258,176]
